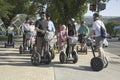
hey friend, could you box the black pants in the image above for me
[8,34,13,44]
[23,34,25,46]
[66,38,69,56]
[78,34,86,43]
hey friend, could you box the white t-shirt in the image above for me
[29,25,36,36]
[29,25,35,32]
[92,20,106,37]
[22,23,30,32]
[8,26,14,34]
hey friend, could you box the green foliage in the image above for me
[89,0,109,3]
[0,0,110,28]
[0,0,13,18]
[1,0,31,26]
[46,0,88,25]
[105,21,120,36]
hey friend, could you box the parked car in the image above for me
[103,38,108,47]
[86,37,108,47]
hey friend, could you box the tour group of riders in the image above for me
[21,12,107,60]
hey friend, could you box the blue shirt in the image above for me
[47,20,55,33]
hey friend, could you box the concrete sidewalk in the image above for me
[0,39,120,80]
[0,48,55,80]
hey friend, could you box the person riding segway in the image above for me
[85,13,108,71]
[5,24,15,48]
[19,18,36,54]
[31,12,54,65]
[59,18,78,64]
[77,21,89,54]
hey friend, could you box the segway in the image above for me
[19,40,30,54]
[59,37,78,64]
[31,45,52,65]
[76,34,87,54]
[89,38,108,71]
[76,44,87,55]
[31,31,53,65]
[19,32,33,54]
[19,44,30,54]
[5,34,15,48]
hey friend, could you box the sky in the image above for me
[85,0,120,16]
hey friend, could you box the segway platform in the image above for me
[4,42,15,48]
[19,45,31,54]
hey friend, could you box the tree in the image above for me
[105,21,120,36]
[0,0,13,27]
[1,0,31,27]
[0,0,13,18]
[0,0,110,27]
[47,0,88,24]
[33,0,109,25]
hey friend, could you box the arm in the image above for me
[35,27,44,33]
[66,25,69,37]
[78,27,81,35]
[86,26,89,35]
[74,25,77,36]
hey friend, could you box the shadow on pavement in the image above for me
[78,65,92,71]
[110,57,120,59]
[0,61,32,66]
[109,61,120,64]
[51,61,93,72]
[0,52,31,57]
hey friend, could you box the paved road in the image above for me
[0,39,120,80]
[104,39,120,56]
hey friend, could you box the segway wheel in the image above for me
[31,52,41,66]
[72,51,78,63]
[59,51,66,64]
[44,52,52,64]
[13,42,15,48]
[90,57,104,71]
[76,45,79,53]
[5,43,7,48]
[103,57,108,68]
[30,49,33,54]
[50,48,55,59]
[19,46,23,54]
[84,46,88,55]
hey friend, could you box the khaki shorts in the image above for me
[95,36,104,48]
[36,37,46,53]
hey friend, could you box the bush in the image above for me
[105,21,120,36]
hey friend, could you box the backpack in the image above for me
[100,26,107,38]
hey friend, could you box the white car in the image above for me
[91,38,108,48]
[103,38,108,47]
